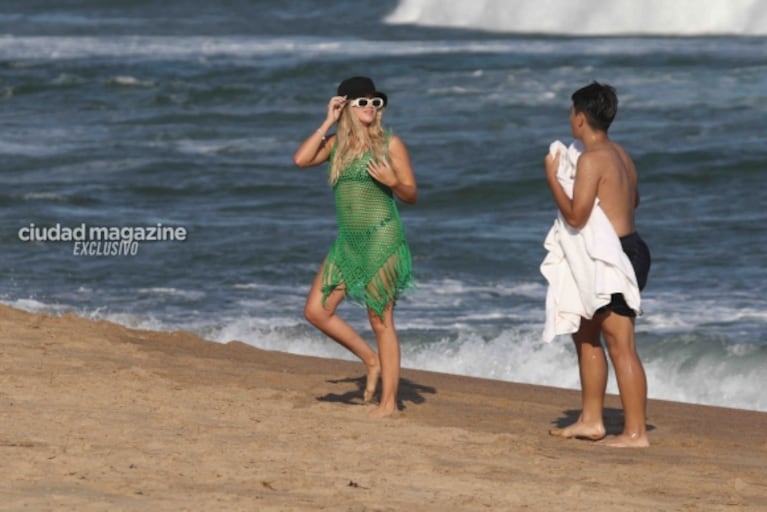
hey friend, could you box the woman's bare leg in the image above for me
[367,305,399,417]
[304,262,380,402]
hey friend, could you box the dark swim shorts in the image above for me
[596,232,651,318]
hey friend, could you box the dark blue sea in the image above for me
[2,0,765,411]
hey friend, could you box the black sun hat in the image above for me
[337,76,388,107]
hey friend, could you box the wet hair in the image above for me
[571,81,618,132]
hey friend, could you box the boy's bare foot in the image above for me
[549,421,606,441]
[598,433,649,448]
[363,358,381,403]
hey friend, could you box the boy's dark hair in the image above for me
[571,81,618,132]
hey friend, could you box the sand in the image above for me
[1,304,765,511]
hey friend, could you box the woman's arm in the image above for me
[293,96,346,168]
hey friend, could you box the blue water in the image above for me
[1,0,766,412]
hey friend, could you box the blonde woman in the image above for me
[293,76,417,418]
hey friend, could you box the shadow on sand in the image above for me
[552,408,657,435]
[317,375,437,412]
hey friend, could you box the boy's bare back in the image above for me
[582,141,638,237]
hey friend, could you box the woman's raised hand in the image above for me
[326,95,347,124]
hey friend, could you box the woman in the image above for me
[293,76,417,418]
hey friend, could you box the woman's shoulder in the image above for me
[386,132,409,153]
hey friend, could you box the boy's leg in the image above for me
[600,311,649,447]
[550,316,607,440]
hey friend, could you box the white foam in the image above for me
[107,75,155,88]
[206,315,352,361]
[2,286,765,412]
[407,328,583,389]
[0,141,58,157]
[385,0,767,36]
[641,340,767,411]
[22,192,67,200]
[172,138,266,156]
[136,287,206,301]
[640,292,767,334]
[6,298,70,315]
[1,35,749,65]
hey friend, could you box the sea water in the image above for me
[1,0,765,412]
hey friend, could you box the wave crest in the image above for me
[385,0,767,36]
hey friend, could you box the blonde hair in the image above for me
[329,106,387,185]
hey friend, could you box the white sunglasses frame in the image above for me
[349,97,385,109]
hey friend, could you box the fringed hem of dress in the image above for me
[321,240,414,319]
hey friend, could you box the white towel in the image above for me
[540,140,641,342]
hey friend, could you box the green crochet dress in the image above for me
[322,141,413,318]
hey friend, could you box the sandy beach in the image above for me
[1,304,765,511]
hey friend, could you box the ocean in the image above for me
[2,0,765,412]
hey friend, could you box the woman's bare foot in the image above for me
[363,358,381,403]
[549,421,606,441]
[598,433,649,448]
[368,402,396,418]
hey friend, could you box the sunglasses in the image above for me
[350,97,385,109]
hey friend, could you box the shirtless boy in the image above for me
[544,81,651,448]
